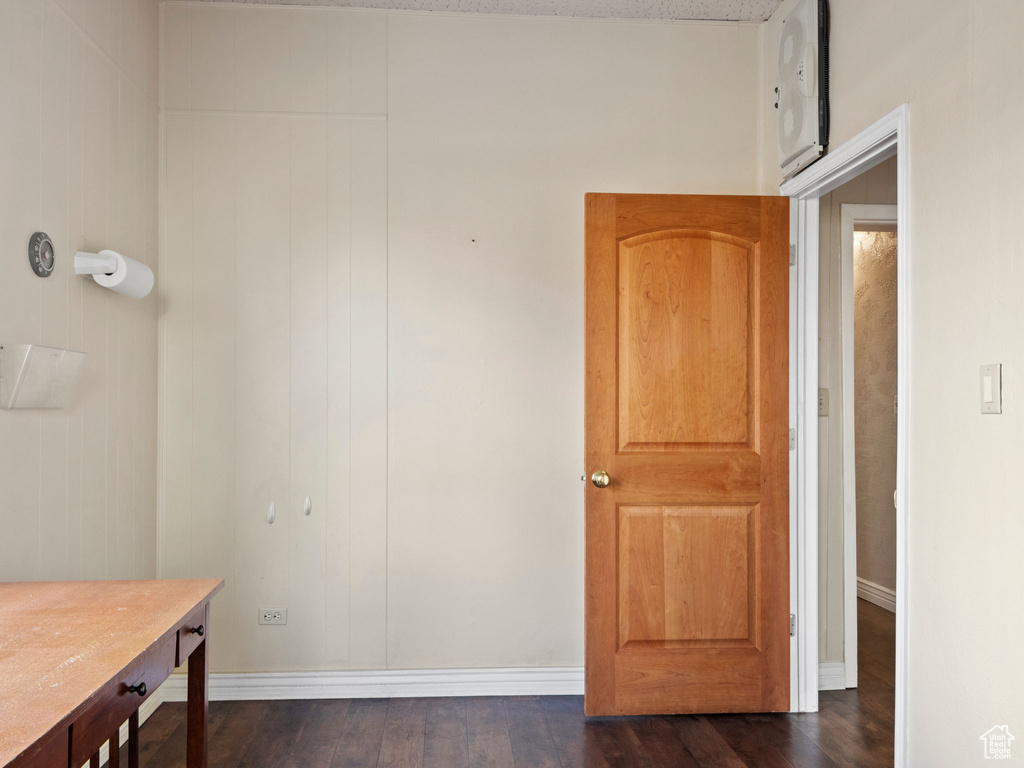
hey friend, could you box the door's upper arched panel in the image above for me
[618,229,755,452]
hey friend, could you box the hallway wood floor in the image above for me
[135,600,894,767]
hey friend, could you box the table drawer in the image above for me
[176,602,208,667]
[69,632,175,767]
[9,726,67,768]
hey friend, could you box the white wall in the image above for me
[385,12,760,669]
[761,1,1024,762]
[160,3,761,671]
[0,0,159,582]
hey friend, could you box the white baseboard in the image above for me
[818,661,847,691]
[857,577,896,613]
[158,666,585,702]
[96,688,164,766]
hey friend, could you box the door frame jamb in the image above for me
[781,104,910,768]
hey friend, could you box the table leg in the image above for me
[108,729,120,768]
[128,710,139,768]
[90,749,100,767]
[186,625,209,768]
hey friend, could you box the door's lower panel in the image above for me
[612,647,775,715]
[617,505,757,649]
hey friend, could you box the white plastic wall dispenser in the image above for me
[0,344,86,410]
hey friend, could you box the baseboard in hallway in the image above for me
[818,661,847,691]
[857,577,896,613]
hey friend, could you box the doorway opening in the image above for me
[782,105,910,768]
[840,202,898,693]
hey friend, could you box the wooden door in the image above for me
[584,193,789,716]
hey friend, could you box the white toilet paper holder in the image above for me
[74,249,154,299]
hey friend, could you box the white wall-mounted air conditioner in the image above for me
[777,0,830,180]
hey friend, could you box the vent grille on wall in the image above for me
[777,0,830,180]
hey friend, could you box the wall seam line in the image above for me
[46,0,159,113]
[163,0,758,28]
[164,108,386,119]
[36,2,44,579]
[383,11,390,672]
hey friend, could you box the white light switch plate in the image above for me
[981,364,1002,414]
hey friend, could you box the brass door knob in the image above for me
[591,470,610,488]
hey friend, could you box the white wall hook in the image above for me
[303,496,312,516]
[267,502,276,524]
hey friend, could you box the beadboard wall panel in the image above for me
[0,0,159,583]
[159,3,388,672]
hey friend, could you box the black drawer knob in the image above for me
[190,624,205,637]
[128,682,147,697]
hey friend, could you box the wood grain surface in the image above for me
[585,193,789,715]
[0,579,223,766]
[618,229,753,450]
[132,602,894,768]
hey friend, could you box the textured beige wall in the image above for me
[0,0,159,582]
[160,3,761,672]
[816,158,896,663]
[853,231,897,591]
[761,0,1024,761]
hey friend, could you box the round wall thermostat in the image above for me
[28,232,55,278]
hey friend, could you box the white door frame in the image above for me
[839,203,898,690]
[782,104,910,768]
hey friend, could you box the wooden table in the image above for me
[0,579,223,768]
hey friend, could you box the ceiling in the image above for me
[195,0,783,23]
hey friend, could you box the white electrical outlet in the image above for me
[258,608,287,625]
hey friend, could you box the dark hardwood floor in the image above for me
[134,600,894,767]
